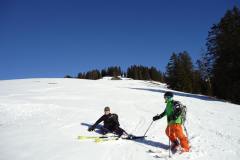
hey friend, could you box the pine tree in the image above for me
[107,66,122,77]
[101,69,107,77]
[178,51,194,92]
[149,67,163,82]
[165,52,194,93]
[165,53,179,89]
[85,70,101,80]
[64,75,72,78]
[196,51,212,95]
[206,6,240,103]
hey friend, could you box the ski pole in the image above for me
[183,123,189,138]
[143,120,154,137]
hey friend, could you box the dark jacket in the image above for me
[92,113,120,131]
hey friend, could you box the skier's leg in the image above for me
[119,127,128,135]
[166,124,180,152]
[165,124,177,143]
[175,124,189,152]
[100,127,111,135]
[113,127,126,137]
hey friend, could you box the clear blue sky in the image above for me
[0,0,239,80]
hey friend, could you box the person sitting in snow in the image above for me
[88,106,127,137]
[152,91,190,153]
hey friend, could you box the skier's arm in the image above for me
[112,114,120,126]
[88,116,104,131]
[153,110,166,121]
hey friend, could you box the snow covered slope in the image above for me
[0,78,240,160]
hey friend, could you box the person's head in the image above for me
[104,106,111,115]
[164,91,173,103]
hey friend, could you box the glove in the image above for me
[88,126,94,132]
[153,115,160,121]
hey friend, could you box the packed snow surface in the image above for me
[0,78,240,160]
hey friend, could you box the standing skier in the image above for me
[88,106,127,137]
[153,91,190,153]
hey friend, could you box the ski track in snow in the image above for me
[0,78,240,160]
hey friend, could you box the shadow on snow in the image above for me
[128,87,221,102]
[81,122,169,150]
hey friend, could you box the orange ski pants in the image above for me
[165,124,190,151]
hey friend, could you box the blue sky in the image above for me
[0,0,239,80]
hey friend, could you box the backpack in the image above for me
[172,100,187,124]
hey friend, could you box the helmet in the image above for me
[164,91,173,99]
[104,106,110,111]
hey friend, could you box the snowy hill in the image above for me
[0,78,240,160]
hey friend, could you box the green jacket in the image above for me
[161,98,182,125]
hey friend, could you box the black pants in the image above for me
[100,126,127,137]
